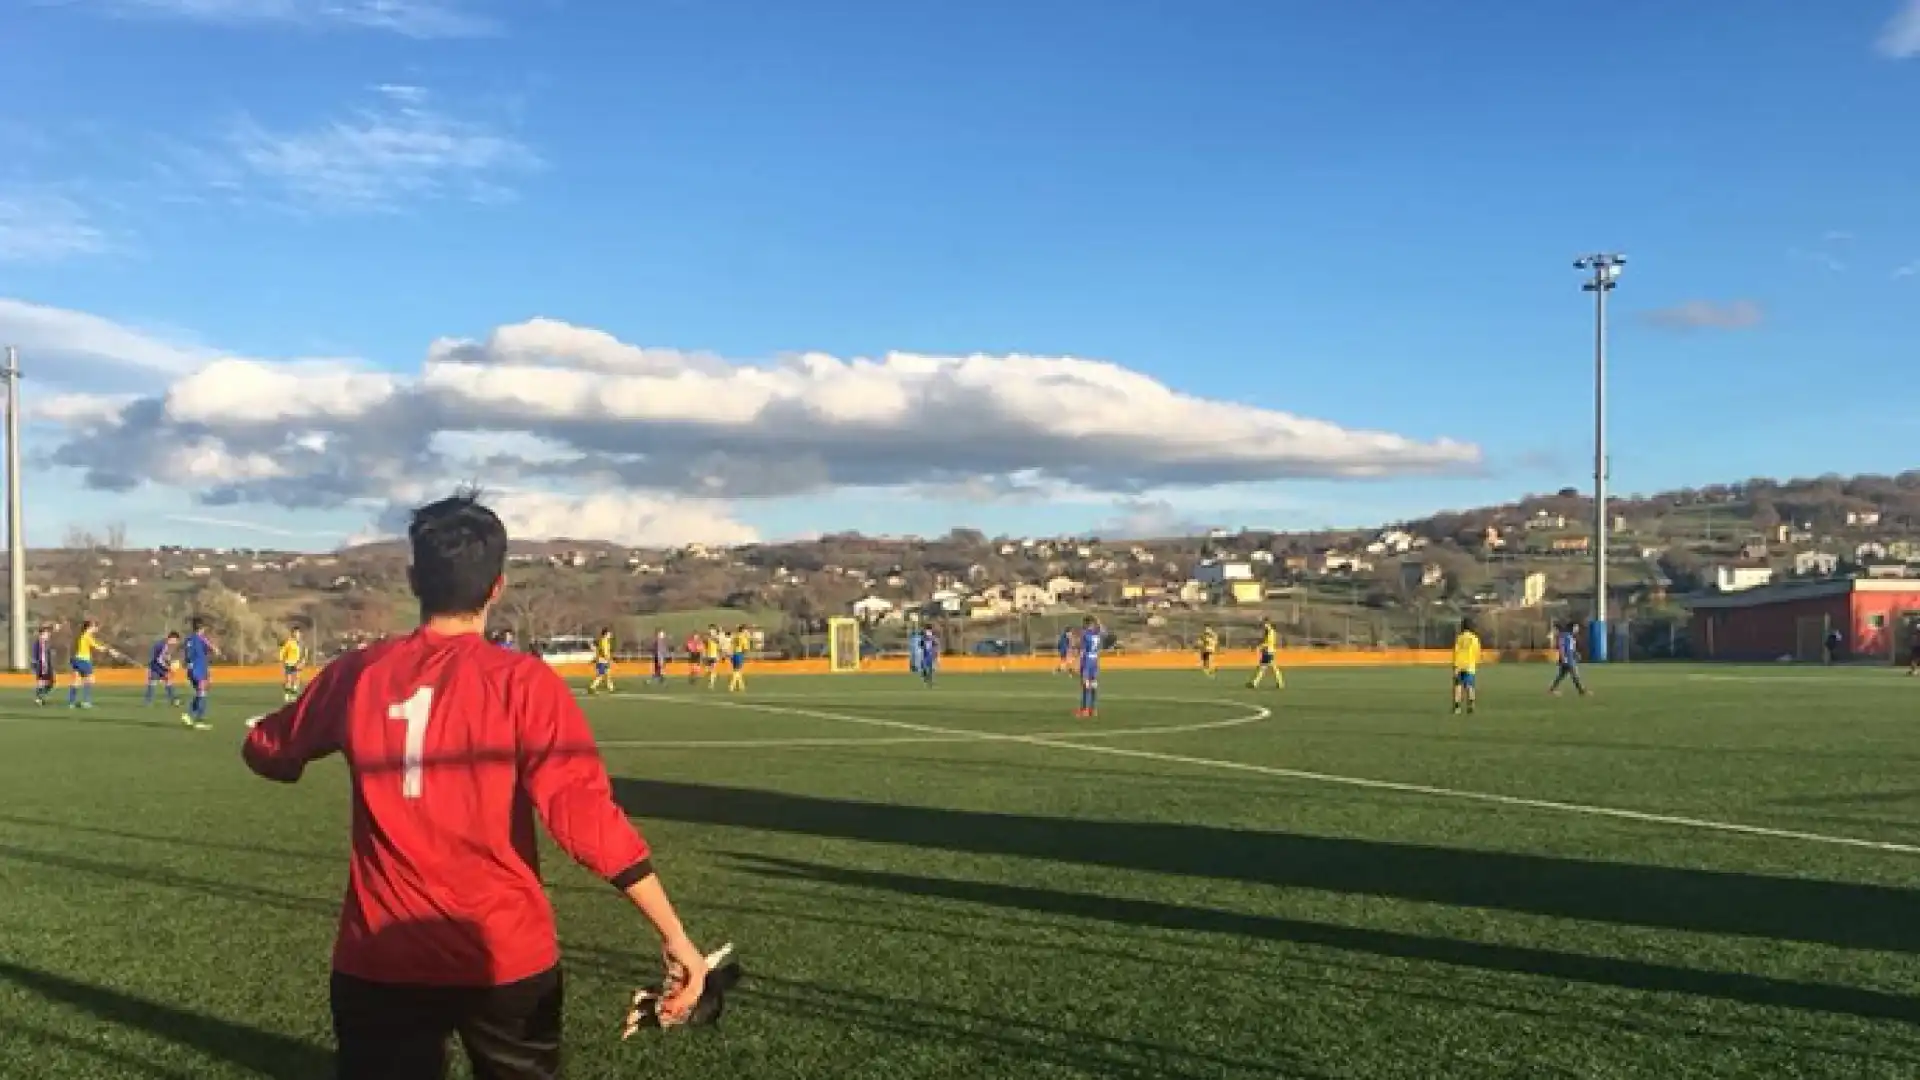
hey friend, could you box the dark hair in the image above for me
[166,631,181,640]
[191,617,206,632]
[1459,618,1475,634]
[407,490,508,618]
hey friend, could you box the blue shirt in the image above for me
[1557,631,1577,665]
[1080,630,1103,665]
[921,633,939,656]
[184,633,211,674]
[149,639,172,671]
[1057,631,1072,654]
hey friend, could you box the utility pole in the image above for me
[4,347,24,671]
[1573,254,1624,662]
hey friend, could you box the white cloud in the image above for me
[0,298,213,385]
[226,85,538,212]
[0,192,108,263]
[1095,498,1208,539]
[56,0,497,37]
[1895,260,1919,279]
[1640,299,1765,332]
[20,299,1481,546]
[164,513,348,539]
[1880,0,1920,57]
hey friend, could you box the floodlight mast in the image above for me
[1574,254,1624,662]
[3,346,23,671]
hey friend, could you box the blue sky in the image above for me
[0,0,1916,550]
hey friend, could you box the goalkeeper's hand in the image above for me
[624,942,739,1037]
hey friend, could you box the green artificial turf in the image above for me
[2,664,1919,1078]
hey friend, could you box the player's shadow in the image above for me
[609,777,1920,956]
[732,854,1920,1027]
[0,956,331,1078]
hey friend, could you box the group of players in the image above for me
[578,624,758,696]
[28,618,309,729]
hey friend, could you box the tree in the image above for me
[193,581,278,663]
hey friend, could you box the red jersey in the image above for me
[243,627,650,987]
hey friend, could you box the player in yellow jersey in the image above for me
[278,627,305,703]
[1452,618,1482,715]
[727,624,752,692]
[1197,625,1219,677]
[67,619,125,709]
[588,627,616,695]
[706,625,726,689]
[1246,618,1284,689]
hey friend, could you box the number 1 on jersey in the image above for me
[388,687,433,799]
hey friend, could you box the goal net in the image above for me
[827,618,861,673]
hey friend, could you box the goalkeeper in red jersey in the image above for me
[243,492,710,1078]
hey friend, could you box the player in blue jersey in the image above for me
[1056,627,1074,674]
[907,628,925,676]
[30,625,55,706]
[1075,616,1103,717]
[1548,621,1590,697]
[144,631,183,707]
[179,618,216,730]
[919,626,940,686]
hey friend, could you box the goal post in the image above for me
[827,617,861,673]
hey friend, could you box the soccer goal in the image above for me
[827,617,862,673]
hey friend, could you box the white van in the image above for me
[532,635,596,665]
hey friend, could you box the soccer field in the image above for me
[3,666,1920,1079]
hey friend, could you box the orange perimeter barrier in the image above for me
[0,649,1552,687]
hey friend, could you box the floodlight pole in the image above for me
[1575,254,1624,662]
[4,346,24,671]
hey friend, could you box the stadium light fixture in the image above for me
[1574,254,1624,662]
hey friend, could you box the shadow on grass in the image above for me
[0,958,330,1079]
[565,943,1322,1080]
[610,777,1920,955]
[735,854,1920,1028]
[0,813,333,867]
[0,842,336,915]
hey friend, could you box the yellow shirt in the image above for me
[1199,631,1218,652]
[707,631,725,657]
[732,631,751,655]
[74,629,98,662]
[1259,626,1278,652]
[1453,631,1482,674]
[279,639,302,666]
[595,634,614,662]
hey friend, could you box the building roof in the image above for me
[1685,577,1920,611]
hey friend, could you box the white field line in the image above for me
[598,694,1267,749]
[650,697,1920,857]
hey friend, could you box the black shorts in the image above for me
[330,966,563,1080]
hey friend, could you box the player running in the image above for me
[30,625,55,706]
[67,620,125,710]
[279,627,305,702]
[727,625,751,693]
[241,492,710,1076]
[181,618,216,730]
[1198,625,1219,677]
[1548,621,1589,697]
[588,627,616,695]
[144,631,183,707]
[1451,618,1482,715]
[908,627,925,678]
[1075,616,1104,718]
[1247,618,1284,689]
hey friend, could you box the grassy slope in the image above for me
[1,667,1918,1078]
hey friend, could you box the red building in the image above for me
[1688,579,1920,662]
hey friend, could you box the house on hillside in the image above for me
[1528,511,1568,530]
[1713,564,1774,593]
[1857,541,1889,562]
[1498,572,1548,609]
[1793,551,1840,578]
[1045,575,1086,601]
[1012,584,1053,611]
[1848,510,1882,528]
[1399,561,1445,591]
[1550,536,1591,555]
[1193,560,1254,585]
[851,596,896,621]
